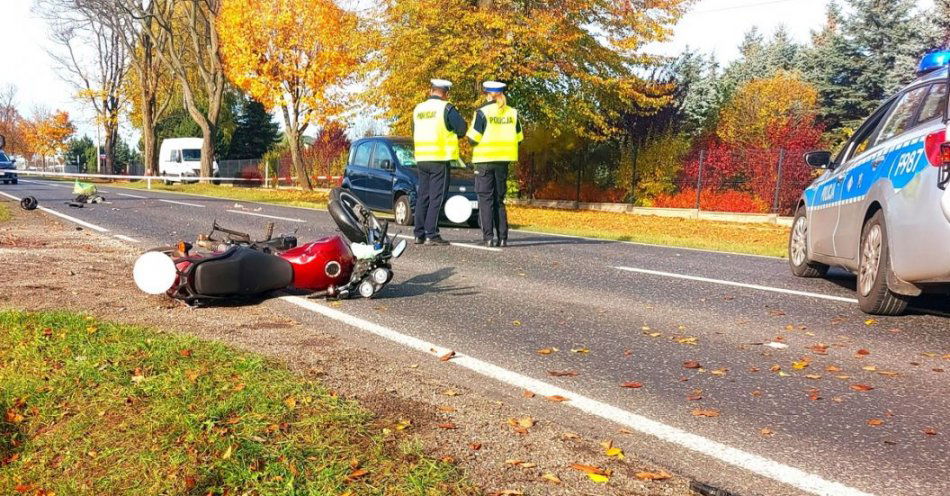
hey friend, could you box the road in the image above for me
[3,179,948,496]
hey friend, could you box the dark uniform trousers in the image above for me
[414,161,450,239]
[474,162,509,241]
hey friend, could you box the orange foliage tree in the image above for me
[219,0,362,190]
[23,109,75,167]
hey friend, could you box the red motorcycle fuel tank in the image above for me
[279,234,355,291]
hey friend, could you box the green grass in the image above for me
[110,182,789,257]
[117,182,330,210]
[0,311,473,495]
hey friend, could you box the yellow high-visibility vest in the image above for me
[467,103,523,163]
[413,99,460,161]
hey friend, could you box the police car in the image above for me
[791,50,950,315]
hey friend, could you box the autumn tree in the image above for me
[218,0,361,190]
[716,71,819,147]
[37,0,128,174]
[117,0,226,182]
[0,84,24,156]
[23,109,76,167]
[366,0,688,154]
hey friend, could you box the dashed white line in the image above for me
[158,199,205,208]
[281,295,874,496]
[226,209,306,223]
[614,266,859,303]
[113,234,139,243]
[0,190,111,232]
[116,192,148,199]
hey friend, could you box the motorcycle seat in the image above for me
[191,246,294,297]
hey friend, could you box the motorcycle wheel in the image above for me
[329,188,381,244]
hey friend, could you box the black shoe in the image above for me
[414,237,426,245]
[425,237,449,246]
[499,239,508,247]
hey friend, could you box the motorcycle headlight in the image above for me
[372,268,390,285]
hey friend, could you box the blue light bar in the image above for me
[918,50,950,75]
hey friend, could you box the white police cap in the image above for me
[430,79,453,89]
[483,81,507,93]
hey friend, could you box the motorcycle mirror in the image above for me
[392,239,407,259]
[133,252,178,295]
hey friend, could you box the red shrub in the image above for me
[534,181,627,203]
[653,188,769,213]
[238,166,263,187]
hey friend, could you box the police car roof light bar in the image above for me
[918,50,950,76]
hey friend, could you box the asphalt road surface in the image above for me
[3,179,948,496]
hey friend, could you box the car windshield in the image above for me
[182,149,201,162]
[390,142,467,169]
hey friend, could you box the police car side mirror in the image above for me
[380,159,393,171]
[804,151,833,169]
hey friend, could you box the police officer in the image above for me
[467,81,523,247]
[412,79,468,246]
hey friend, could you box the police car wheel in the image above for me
[857,211,909,316]
[394,195,413,226]
[788,207,828,278]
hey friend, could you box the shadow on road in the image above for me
[378,266,478,300]
[822,269,950,317]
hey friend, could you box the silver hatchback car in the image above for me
[791,52,950,315]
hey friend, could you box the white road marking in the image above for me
[113,234,139,243]
[0,190,110,232]
[395,234,503,252]
[614,266,859,304]
[116,192,148,199]
[158,199,205,208]
[281,295,874,496]
[226,209,306,223]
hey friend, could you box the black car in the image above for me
[342,136,479,226]
[0,151,17,185]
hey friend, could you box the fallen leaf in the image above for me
[542,473,562,484]
[395,419,412,431]
[691,408,721,418]
[570,463,607,475]
[856,349,871,356]
[621,382,643,389]
[769,365,782,372]
[548,370,578,377]
[587,473,610,483]
[618,428,634,435]
[635,470,672,481]
[284,396,297,409]
[522,390,536,398]
[809,343,829,355]
[766,342,788,349]
[512,320,522,327]
[438,422,457,429]
[760,427,775,437]
[178,349,192,357]
[805,374,822,380]
[439,351,456,362]
[683,361,701,369]
[862,366,877,372]
[792,360,810,370]
[864,319,877,326]
[850,384,874,392]
[346,468,369,482]
[536,347,558,355]
[546,395,569,402]
[438,405,456,413]
[604,447,625,459]
[687,389,703,401]
[561,432,580,440]
[877,370,899,377]
[571,347,590,354]
[221,445,232,460]
[442,389,459,396]
[710,368,729,376]
[922,428,938,436]
[674,336,698,345]
[867,419,884,427]
[807,388,822,401]
[826,365,842,372]
[469,442,482,450]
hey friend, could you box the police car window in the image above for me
[0,152,7,162]
[916,83,948,124]
[391,143,416,167]
[370,143,394,169]
[352,142,372,167]
[840,103,892,164]
[876,86,929,145]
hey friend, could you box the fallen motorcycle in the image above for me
[133,188,407,305]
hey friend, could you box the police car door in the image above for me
[834,84,932,261]
[811,101,893,256]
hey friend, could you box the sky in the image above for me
[0,0,938,143]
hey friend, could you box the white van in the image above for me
[158,137,219,183]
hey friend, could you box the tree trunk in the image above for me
[281,104,312,191]
[199,123,216,183]
[103,123,117,175]
[140,85,158,176]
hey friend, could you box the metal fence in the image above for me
[528,147,815,216]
